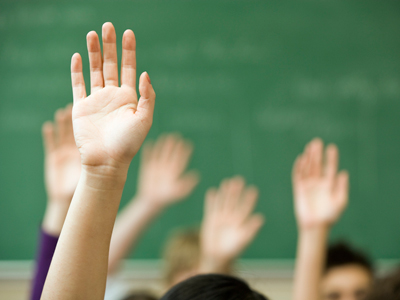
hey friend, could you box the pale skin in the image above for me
[199,176,265,274]
[42,104,81,236]
[41,22,155,300]
[164,176,264,289]
[41,114,198,274]
[292,138,349,300]
[108,134,199,274]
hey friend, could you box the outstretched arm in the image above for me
[199,176,264,274]
[31,104,81,300]
[108,134,199,274]
[41,22,156,300]
[292,139,349,300]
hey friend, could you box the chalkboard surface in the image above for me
[1,0,400,260]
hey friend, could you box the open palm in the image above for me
[71,23,155,169]
[292,139,349,228]
[201,176,264,264]
[43,104,81,202]
[136,134,199,205]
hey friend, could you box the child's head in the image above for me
[160,274,268,300]
[163,228,201,287]
[321,242,374,300]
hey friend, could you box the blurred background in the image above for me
[0,0,400,266]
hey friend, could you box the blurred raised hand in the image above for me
[108,134,199,273]
[200,176,264,273]
[136,134,199,207]
[292,139,349,300]
[292,138,349,229]
[71,22,155,172]
[42,104,80,235]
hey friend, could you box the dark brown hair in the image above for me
[160,274,268,300]
[325,241,373,275]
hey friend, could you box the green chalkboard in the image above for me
[0,0,400,260]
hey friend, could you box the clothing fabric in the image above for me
[30,228,59,300]
[30,228,131,300]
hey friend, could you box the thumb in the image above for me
[137,72,156,123]
[177,170,201,197]
[244,214,265,245]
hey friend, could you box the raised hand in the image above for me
[200,176,264,273]
[292,138,349,229]
[136,134,199,207]
[71,22,155,171]
[42,104,81,235]
[108,134,199,274]
[42,23,155,300]
[43,104,80,202]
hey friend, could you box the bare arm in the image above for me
[41,22,156,300]
[199,176,264,274]
[108,134,199,274]
[292,139,349,300]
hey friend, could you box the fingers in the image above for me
[121,29,137,90]
[309,138,323,177]
[140,140,153,165]
[71,53,86,102]
[178,171,200,198]
[335,170,349,209]
[151,135,166,161]
[159,134,178,164]
[292,154,303,182]
[86,24,136,92]
[63,104,74,144]
[42,121,56,154]
[222,176,245,215]
[87,31,104,93]
[204,187,218,219]
[301,143,312,177]
[215,179,228,212]
[137,72,156,123]
[170,138,194,175]
[55,109,67,145]
[237,186,259,224]
[43,104,75,154]
[325,144,339,180]
[243,214,265,242]
[102,22,119,86]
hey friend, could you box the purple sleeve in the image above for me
[30,228,59,300]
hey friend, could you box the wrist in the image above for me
[130,195,166,215]
[298,225,329,246]
[133,194,169,211]
[80,164,129,191]
[199,254,233,274]
[298,221,331,233]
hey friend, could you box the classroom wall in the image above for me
[0,0,400,260]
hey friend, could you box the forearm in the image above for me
[108,196,164,274]
[42,201,70,236]
[293,226,329,300]
[41,167,128,300]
